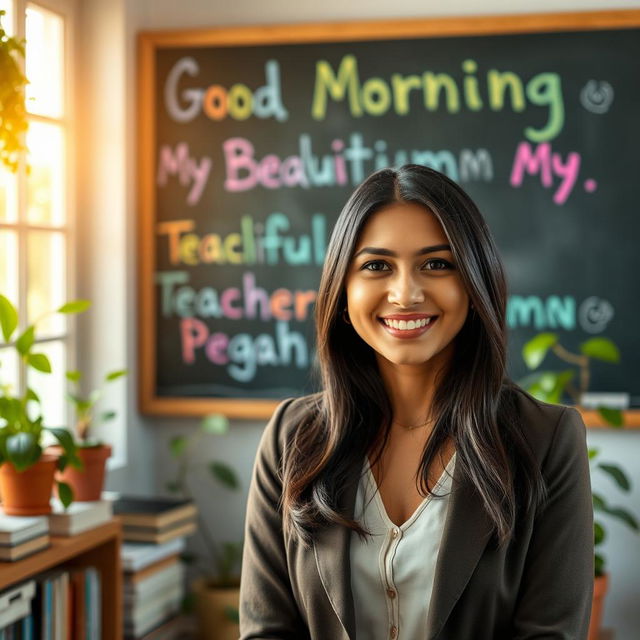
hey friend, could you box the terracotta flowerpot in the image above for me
[588,573,609,640]
[0,453,58,515]
[193,577,240,640]
[50,444,112,501]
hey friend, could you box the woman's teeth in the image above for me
[382,317,434,330]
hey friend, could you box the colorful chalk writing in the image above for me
[164,58,288,123]
[311,55,564,143]
[222,134,493,191]
[156,214,327,266]
[149,25,637,401]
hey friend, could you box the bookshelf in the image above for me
[0,520,123,640]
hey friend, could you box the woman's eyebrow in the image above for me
[353,244,451,258]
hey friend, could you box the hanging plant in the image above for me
[0,10,28,172]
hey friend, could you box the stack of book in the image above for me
[121,538,187,639]
[0,567,101,639]
[113,497,197,545]
[48,499,113,537]
[0,514,49,562]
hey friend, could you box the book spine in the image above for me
[93,569,101,640]
[84,570,91,640]
[70,570,86,640]
[21,615,32,640]
[85,567,101,640]
[60,572,69,640]
[44,578,52,640]
[52,575,61,640]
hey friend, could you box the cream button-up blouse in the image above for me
[349,453,457,640]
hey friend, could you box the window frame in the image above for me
[0,0,78,429]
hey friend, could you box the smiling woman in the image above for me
[240,164,594,640]
[345,201,470,377]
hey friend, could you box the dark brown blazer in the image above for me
[240,388,594,639]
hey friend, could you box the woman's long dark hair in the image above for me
[282,164,546,548]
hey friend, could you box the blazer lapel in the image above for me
[312,455,493,640]
[425,462,494,639]
[313,464,360,640]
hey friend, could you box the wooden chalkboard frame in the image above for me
[138,9,640,425]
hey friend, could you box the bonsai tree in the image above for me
[65,368,128,447]
[0,294,88,506]
[521,333,639,576]
[167,413,242,621]
[0,10,29,172]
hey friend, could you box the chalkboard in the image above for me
[138,10,640,420]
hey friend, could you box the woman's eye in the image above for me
[423,258,453,271]
[361,260,390,272]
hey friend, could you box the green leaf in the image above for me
[594,521,605,545]
[603,507,639,532]
[170,436,188,457]
[166,480,181,493]
[588,447,599,460]
[201,414,229,435]
[522,333,558,370]
[579,337,620,363]
[25,387,40,404]
[56,453,68,471]
[105,369,127,382]
[26,353,51,373]
[594,553,605,577]
[57,300,91,314]
[0,295,18,343]
[597,406,623,428]
[57,481,74,508]
[65,370,82,382]
[223,605,239,624]
[597,463,631,491]
[15,326,34,356]
[209,462,239,490]
[5,433,40,471]
[66,392,83,405]
[89,389,101,405]
[592,492,639,531]
[522,370,573,404]
[47,428,77,457]
[100,410,116,422]
[592,492,606,512]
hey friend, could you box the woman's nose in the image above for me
[387,271,425,307]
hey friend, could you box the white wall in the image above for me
[77,1,640,638]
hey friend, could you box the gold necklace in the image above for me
[392,416,433,430]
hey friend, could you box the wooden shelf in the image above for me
[0,519,123,640]
[578,408,640,429]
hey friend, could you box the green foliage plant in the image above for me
[167,414,242,608]
[65,368,127,447]
[0,295,89,506]
[0,10,29,172]
[521,332,639,576]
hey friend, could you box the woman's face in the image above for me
[344,201,470,373]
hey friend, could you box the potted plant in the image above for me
[166,413,242,640]
[50,368,127,501]
[0,295,86,514]
[521,333,639,640]
[0,9,29,172]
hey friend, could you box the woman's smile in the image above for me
[345,201,470,371]
[378,314,438,338]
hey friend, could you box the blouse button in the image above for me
[387,588,396,599]
[390,625,398,639]
[391,527,399,538]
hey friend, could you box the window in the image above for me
[0,0,75,429]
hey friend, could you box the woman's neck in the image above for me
[377,361,441,429]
